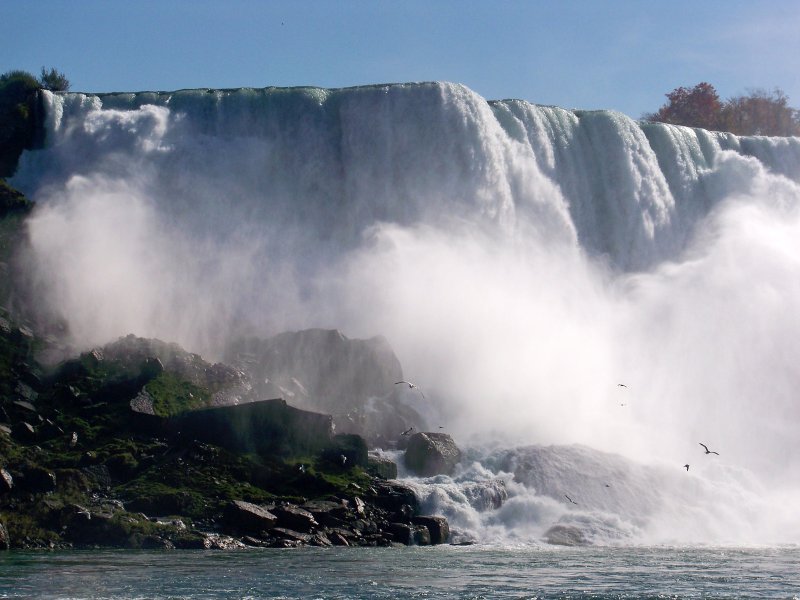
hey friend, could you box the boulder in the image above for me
[367,454,398,479]
[412,515,450,545]
[544,524,587,546]
[0,468,13,493]
[172,398,333,457]
[223,500,278,535]
[404,432,462,476]
[373,482,419,513]
[0,520,8,550]
[462,478,508,511]
[271,505,318,532]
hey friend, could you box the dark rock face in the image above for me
[404,432,462,477]
[412,516,450,545]
[172,398,334,457]
[0,468,13,493]
[271,505,318,533]
[225,329,426,444]
[0,520,9,550]
[223,500,278,535]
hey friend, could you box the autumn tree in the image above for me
[644,82,723,130]
[720,88,800,136]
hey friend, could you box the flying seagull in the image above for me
[617,383,627,388]
[401,426,414,436]
[699,443,719,456]
[395,380,425,399]
[564,494,578,505]
[298,464,306,474]
[684,464,690,471]
[340,454,348,466]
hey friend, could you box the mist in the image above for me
[11,83,800,543]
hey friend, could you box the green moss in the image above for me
[145,371,210,416]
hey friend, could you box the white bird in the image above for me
[340,454,347,466]
[298,464,306,474]
[395,381,425,399]
[699,443,719,456]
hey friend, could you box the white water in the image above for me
[11,82,800,545]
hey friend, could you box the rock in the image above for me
[462,478,508,511]
[300,499,349,525]
[373,482,419,513]
[412,515,450,545]
[10,421,36,443]
[271,505,318,532]
[322,433,368,469]
[329,531,350,546]
[272,527,311,544]
[389,523,433,546]
[223,500,278,535]
[404,432,462,476]
[0,468,13,493]
[17,465,57,492]
[367,454,398,479]
[544,524,587,546]
[0,520,8,550]
[172,398,334,457]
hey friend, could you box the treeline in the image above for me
[644,82,800,137]
[0,67,70,177]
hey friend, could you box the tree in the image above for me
[0,70,42,177]
[644,82,722,130]
[720,88,800,136]
[646,82,800,137]
[39,66,70,92]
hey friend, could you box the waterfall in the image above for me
[11,82,800,544]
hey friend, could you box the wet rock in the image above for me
[373,482,419,513]
[328,531,350,546]
[322,433,368,469]
[544,524,587,546]
[223,500,278,535]
[412,515,450,545]
[404,432,462,476]
[272,527,311,544]
[462,478,508,511]
[0,520,8,550]
[0,468,13,493]
[272,504,318,532]
[300,499,348,526]
[367,454,398,479]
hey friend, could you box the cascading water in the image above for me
[11,82,800,545]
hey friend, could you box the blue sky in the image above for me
[4,0,800,119]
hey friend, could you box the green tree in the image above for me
[39,66,70,92]
[0,70,42,177]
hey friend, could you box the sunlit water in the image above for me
[2,546,799,599]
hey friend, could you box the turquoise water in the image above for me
[2,546,798,599]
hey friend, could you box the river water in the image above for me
[2,545,799,598]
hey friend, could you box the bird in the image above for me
[684,464,690,471]
[564,494,578,505]
[401,426,414,436]
[604,483,611,488]
[395,380,425,399]
[617,383,627,388]
[340,454,347,466]
[298,464,306,474]
[699,443,719,456]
